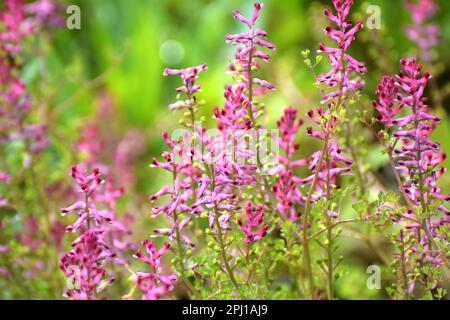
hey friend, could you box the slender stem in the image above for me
[302,142,327,299]
[400,239,410,300]
[245,50,278,214]
[343,120,366,195]
[324,138,334,300]
[384,141,450,270]
[171,166,196,296]
[208,163,240,291]
[301,21,347,297]
[377,99,450,271]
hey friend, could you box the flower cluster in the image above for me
[60,230,114,300]
[25,0,66,30]
[238,203,268,245]
[374,57,449,266]
[1,0,444,301]
[373,76,403,128]
[59,166,116,299]
[134,240,177,300]
[405,0,439,62]
[72,113,137,267]
[61,167,106,232]
[318,0,367,105]
[0,0,50,155]
[224,2,274,190]
[150,132,197,240]
[274,107,352,218]
[226,3,276,94]
[273,108,305,221]
[163,64,207,111]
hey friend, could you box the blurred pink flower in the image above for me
[405,0,439,61]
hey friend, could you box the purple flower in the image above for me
[61,166,110,233]
[392,58,446,210]
[60,165,131,298]
[301,145,352,204]
[60,230,114,300]
[318,0,367,105]
[273,108,306,221]
[238,202,269,245]
[373,76,403,128]
[0,172,11,183]
[302,108,353,202]
[148,131,199,256]
[273,171,303,222]
[275,107,305,168]
[163,64,207,109]
[134,240,170,270]
[113,129,146,188]
[226,3,276,95]
[0,1,50,155]
[214,85,252,132]
[76,124,103,167]
[134,240,177,300]
[405,0,439,62]
[374,57,449,267]
[25,0,66,29]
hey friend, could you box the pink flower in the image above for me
[276,107,305,167]
[134,273,176,300]
[405,0,439,61]
[134,240,170,270]
[238,202,269,245]
[214,85,252,132]
[60,230,114,300]
[318,0,367,105]
[17,215,42,250]
[0,172,11,183]
[25,0,65,29]
[273,171,303,222]
[391,58,446,211]
[60,164,131,298]
[76,124,103,167]
[273,108,306,221]
[226,3,276,95]
[373,76,403,127]
[374,57,449,267]
[0,1,51,158]
[61,166,110,233]
[301,109,352,202]
[163,64,207,99]
[113,129,146,188]
[300,143,352,203]
[134,240,177,300]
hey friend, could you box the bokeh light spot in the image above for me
[159,40,185,65]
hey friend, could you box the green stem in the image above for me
[246,50,278,214]
[208,163,240,292]
[171,167,196,296]
[324,138,334,300]
[301,142,327,299]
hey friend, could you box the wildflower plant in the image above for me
[0,0,449,301]
[373,57,450,298]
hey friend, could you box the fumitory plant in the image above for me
[0,0,449,301]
